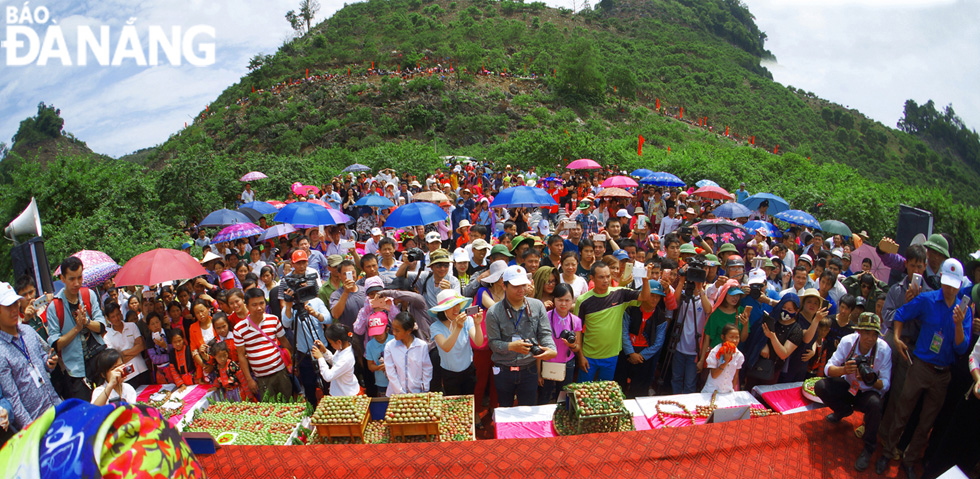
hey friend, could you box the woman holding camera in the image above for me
[429,290,485,396]
[537,284,582,404]
[90,349,137,406]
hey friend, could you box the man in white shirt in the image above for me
[241,184,255,203]
[364,227,384,255]
[780,265,810,298]
[815,313,891,472]
[102,303,149,386]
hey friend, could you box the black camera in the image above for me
[681,257,707,299]
[524,337,545,356]
[283,275,319,305]
[558,330,576,344]
[405,247,425,263]
[853,356,878,386]
[749,283,763,300]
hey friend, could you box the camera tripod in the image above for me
[291,304,328,396]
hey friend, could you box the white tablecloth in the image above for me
[634,391,762,420]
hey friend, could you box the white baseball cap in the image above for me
[453,247,470,263]
[940,258,965,289]
[425,232,441,243]
[0,282,23,307]
[616,208,631,219]
[535,219,550,237]
[502,265,532,286]
[370,227,383,236]
[798,254,813,266]
[747,268,767,285]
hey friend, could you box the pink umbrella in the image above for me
[601,176,638,188]
[267,200,286,209]
[306,198,328,207]
[291,182,320,196]
[848,244,890,283]
[114,249,207,287]
[692,185,734,201]
[239,171,267,182]
[53,250,121,287]
[566,158,601,170]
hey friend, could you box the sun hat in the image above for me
[510,236,535,251]
[365,276,385,295]
[940,258,965,289]
[502,265,532,286]
[201,251,222,264]
[481,260,509,284]
[429,248,452,265]
[704,254,720,267]
[800,288,822,302]
[291,250,309,263]
[429,289,471,313]
[456,220,472,233]
[852,312,881,334]
[679,244,697,255]
[0,282,23,307]
[923,234,950,258]
[327,254,344,268]
[717,243,738,255]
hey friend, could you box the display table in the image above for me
[135,384,214,430]
[634,391,764,428]
[494,399,650,439]
[752,382,825,414]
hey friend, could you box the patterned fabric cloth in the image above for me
[0,399,204,479]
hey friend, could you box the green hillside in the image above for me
[1,0,979,277]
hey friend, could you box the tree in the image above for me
[556,36,606,104]
[286,0,320,34]
[11,102,64,146]
[285,10,303,32]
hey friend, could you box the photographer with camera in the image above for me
[394,248,460,309]
[667,256,714,394]
[279,250,321,317]
[815,313,891,472]
[486,265,557,406]
[281,253,332,407]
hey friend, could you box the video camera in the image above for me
[282,275,319,306]
[681,257,707,300]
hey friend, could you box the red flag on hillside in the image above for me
[306,68,309,78]
[725,125,729,136]
[667,146,671,153]
[775,145,779,154]
[371,61,374,69]
[680,107,683,119]
[252,86,255,93]
[751,136,755,145]
[614,86,617,93]
[638,135,645,156]
[348,67,351,76]
[656,98,660,110]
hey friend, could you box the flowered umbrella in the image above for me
[640,172,686,187]
[53,250,120,288]
[239,171,267,182]
[595,187,633,199]
[744,220,783,238]
[211,223,264,244]
[775,209,821,229]
[600,176,639,188]
[566,158,601,170]
[712,202,752,219]
[819,220,852,237]
[114,249,208,287]
[693,218,749,244]
[740,193,790,215]
[696,179,719,188]
[257,224,296,242]
[692,185,734,201]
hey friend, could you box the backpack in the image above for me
[53,287,93,331]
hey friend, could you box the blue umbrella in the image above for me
[740,193,790,215]
[712,202,753,219]
[384,202,449,228]
[240,201,279,215]
[630,168,655,178]
[353,194,395,208]
[200,209,251,227]
[744,220,782,238]
[490,186,557,208]
[696,179,719,188]
[774,209,821,229]
[640,172,685,187]
[342,163,372,173]
[273,202,339,226]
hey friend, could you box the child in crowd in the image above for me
[312,323,360,396]
[365,312,394,397]
[383,312,432,395]
[806,317,834,378]
[208,341,248,402]
[167,330,197,388]
[703,324,745,394]
[146,312,172,385]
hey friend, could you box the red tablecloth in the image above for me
[760,387,809,413]
[496,415,651,439]
[137,385,212,427]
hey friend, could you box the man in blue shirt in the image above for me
[45,256,106,401]
[877,258,973,478]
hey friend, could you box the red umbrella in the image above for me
[114,249,208,287]
[692,185,734,201]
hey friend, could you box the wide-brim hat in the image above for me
[923,233,949,258]
[800,288,822,302]
[429,248,452,264]
[679,244,697,255]
[429,290,471,313]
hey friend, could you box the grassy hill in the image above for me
[1,0,978,278]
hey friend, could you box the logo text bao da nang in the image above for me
[2,4,215,66]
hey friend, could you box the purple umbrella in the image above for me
[240,171,267,182]
[53,250,121,288]
[210,223,264,244]
[257,224,297,242]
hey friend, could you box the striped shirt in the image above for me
[232,314,285,377]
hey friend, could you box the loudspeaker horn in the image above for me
[5,197,42,243]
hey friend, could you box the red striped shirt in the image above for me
[232,314,285,377]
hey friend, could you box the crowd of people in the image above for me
[1,161,977,478]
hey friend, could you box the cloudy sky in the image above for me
[0,0,976,157]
